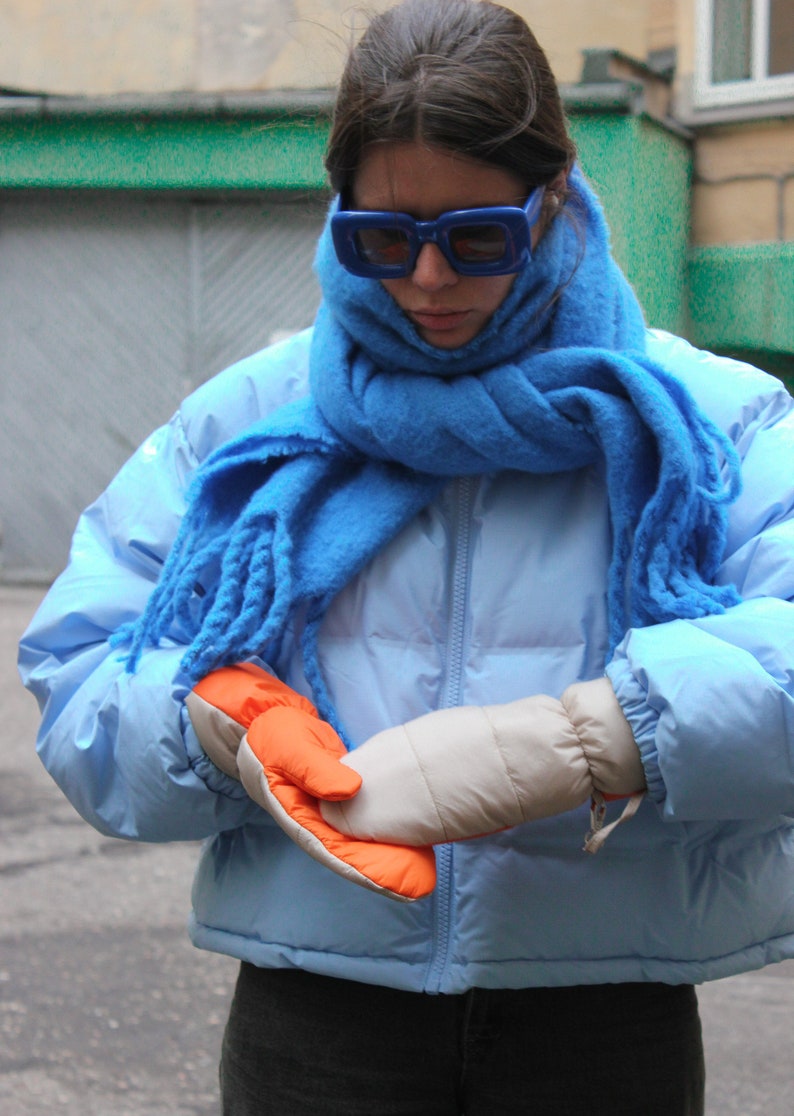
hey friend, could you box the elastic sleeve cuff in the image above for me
[181,704,251,800]
[605,657,666,805]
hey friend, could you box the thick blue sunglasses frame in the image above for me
[331,188,545,279]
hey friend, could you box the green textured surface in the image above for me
[0,106,691,333]
[0,113,330,191]
[689,244,794,356]
[571,114,691,335]
[5,102,792,361]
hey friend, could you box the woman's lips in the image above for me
[409,309,471,333]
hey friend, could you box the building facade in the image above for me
[0,1,792,578]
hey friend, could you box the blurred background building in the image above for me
[1,0,792,580]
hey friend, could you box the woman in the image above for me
[19,1,794,1113]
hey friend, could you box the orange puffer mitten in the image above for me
[187,664,436,902]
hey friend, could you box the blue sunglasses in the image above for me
[331,188,545,279]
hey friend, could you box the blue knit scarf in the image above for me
[119,167,741,734]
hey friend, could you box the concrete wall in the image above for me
[0,0,198,94]
[1,0,667,95]
[516,0,661,84]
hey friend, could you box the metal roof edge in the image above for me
[0,89,337,119]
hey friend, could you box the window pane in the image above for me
[712,0,752,82]
[769,0,794,76]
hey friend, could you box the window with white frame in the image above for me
[695,0,794,107]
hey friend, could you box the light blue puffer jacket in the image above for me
[19,328,794,993]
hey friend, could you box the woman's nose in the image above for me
[411,242,458,290]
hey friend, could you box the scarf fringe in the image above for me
[114,168,742,729]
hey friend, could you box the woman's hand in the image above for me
[320,678,646,850]
[187,663,436,901]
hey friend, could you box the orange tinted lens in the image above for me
[448,224,507,263]
[355,227,411,266]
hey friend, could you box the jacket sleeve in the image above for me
[18,337,312,842]
[607,345,794,823]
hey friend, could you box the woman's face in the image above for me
[352,141,537,350]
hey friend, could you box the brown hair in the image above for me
[325,0,576,199]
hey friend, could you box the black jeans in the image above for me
[220,964,705,1115]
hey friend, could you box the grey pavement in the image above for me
[2,584,793,1115]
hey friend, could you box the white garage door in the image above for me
[0,190,326,579]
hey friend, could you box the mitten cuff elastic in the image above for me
[561,676,646,797]
[185,689,246,779]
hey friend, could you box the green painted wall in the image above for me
[569,113,691,335]
[689,244,794,385]
[5,96,793,586]
[0,103,692,335]
[4,99,792,375]
[1,100,790,386]
[0,111,330,191]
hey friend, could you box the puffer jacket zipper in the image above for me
[424,475,477,993]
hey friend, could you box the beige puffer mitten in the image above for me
[320,677,646,853]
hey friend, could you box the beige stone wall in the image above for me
[692,120,794,244]
[672,0,794,247]
[786,178,794,241]
[0,0,197,95]
[0,0,383,95]
[515,0,652,83]
[1,0,662,96]
[674,0,697,90]
[647,0,676,54]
